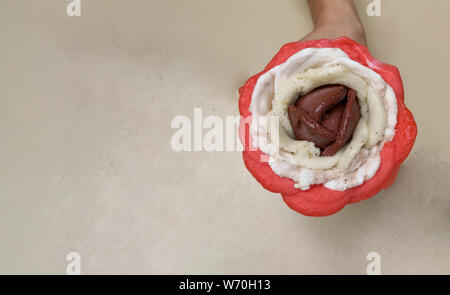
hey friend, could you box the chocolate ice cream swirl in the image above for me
[288,85,361,157]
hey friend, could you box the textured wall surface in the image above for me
[0,0,449,274]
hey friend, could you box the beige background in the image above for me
[0,0,449,274]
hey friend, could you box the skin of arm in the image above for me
[300,0,367,46]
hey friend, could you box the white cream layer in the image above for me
[249,48,397,191]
